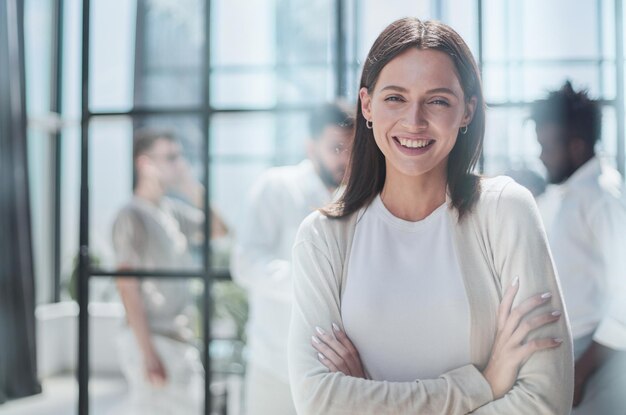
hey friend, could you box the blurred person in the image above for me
[112,129,228,414]
[231,102,354,415]
[288,18,573,414]
[531,81,626,414]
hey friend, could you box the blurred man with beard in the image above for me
[231,102,354,415]
[531,81,626,414]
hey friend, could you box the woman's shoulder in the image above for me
[295,209,359,248]
[478,175,535,205]
[472,175,538,220]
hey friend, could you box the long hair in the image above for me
[322,17,485,220]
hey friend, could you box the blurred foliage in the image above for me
[66,254,102,301]
[211,279,249,343]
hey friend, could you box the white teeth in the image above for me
[398,138,431,149]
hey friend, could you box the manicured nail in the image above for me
[312,336,321,344]
[332,323,341,332]
[553,338,564,343]
[512,276,519,287]
[551,310,562,317]
[316,326,326,336]
[318,352,326,360]
[541,292,552,300]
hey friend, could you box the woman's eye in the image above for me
[430,99,450,106]
[384,96,404,102]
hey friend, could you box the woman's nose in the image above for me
[401,103,428,130]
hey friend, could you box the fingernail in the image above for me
[512,276,519,287]
[316,326,326,336]
[541,292,552,300]
[551,310,562,317]
[332,323,341,332]
[318,352,326,360]
[312,336,321,344]
[553,338,564,343]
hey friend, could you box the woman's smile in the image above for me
[391,135,436,155]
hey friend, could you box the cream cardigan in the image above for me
[288,177,574,415]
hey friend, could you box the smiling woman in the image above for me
[287,17,574,415]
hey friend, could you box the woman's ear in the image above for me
[462,96,478,127]
[359,87,372,121]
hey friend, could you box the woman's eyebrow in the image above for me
[426,87,458,97]
[379,85,458,98]
[379,85,408,93]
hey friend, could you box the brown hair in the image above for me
[322,17,485,220]
[132,128,177,189]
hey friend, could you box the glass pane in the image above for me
[603,0,616,60]
[90,0,205,111]
[60,127,81,301]
[274,111,310,164]
[483,107,544,176]
[211,0,276,67]
[210,161,272,238]
[357,0,432,61]
[277,66,336,104]
[520,64,601,102]
[483,65,509,103]
[134,0,204,108]
[482,0,508,62]
[24,0,55,304]
[211,66,335,109]
[275,0,334,65]
[484,0,600,61]
[61,0,83,119]
[89,117,134,270]
[24,0,54,116]
[440,0,479,54]
[88,277,208,415]
[89,0,136,111]
[484,63,602,103]
[210,113,276,157]
[211,70,277,108]
[601,62,617,100]
[89,116,205,273]
[27,129,55,305]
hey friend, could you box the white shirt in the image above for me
[538,156,626,349]
[341,195,471,381]
[231,160,332,381]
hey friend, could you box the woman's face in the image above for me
[360,48,476,181]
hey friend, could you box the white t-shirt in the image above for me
[341,194,471,381]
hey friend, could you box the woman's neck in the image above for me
[380,166,447,222]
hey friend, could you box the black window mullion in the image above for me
[202,0,213,413]
[77,0,91,413]
[51,0,64,303]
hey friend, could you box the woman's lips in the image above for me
[392,136,435,155]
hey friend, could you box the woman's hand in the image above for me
[312,323,367,378]
[482,276,563,399]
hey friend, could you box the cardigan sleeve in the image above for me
[287,214,494,415]
[470,181,574,414]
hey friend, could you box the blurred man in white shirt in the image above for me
[231,102,354,415]
[531,81,626,414]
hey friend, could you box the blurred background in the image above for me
[1,0,624,414]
